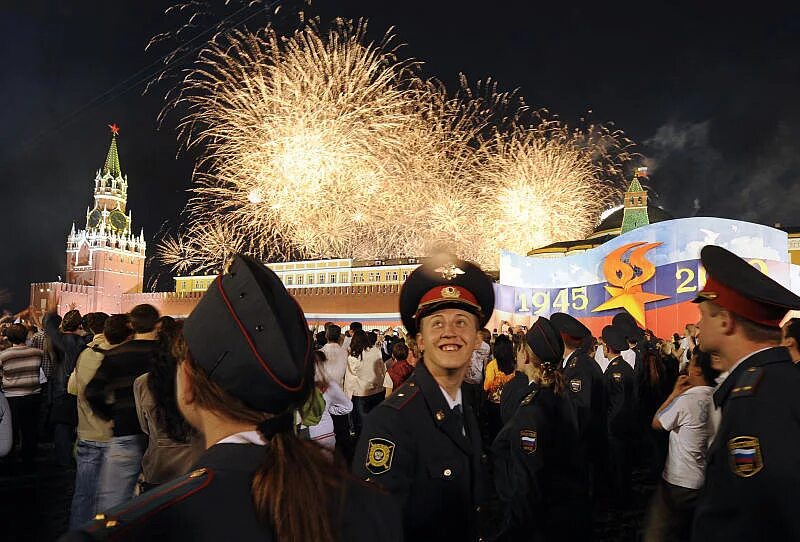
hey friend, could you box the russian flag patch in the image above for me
[728,436,763,477]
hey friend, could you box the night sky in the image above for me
[2,1,799,311]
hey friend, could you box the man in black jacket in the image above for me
[87,304,159,510]
[353,256,495,541]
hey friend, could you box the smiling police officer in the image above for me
[352,255,495,541]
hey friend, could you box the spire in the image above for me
[103,124,122,177]
[620,167,650,234]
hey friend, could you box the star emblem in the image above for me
[434,264,465,281]
[108,123,120,136]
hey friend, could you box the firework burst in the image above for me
[159,17,634,273]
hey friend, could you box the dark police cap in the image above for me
[183,255,312,413]
[550,312,591,340]
[602,325,629,353]
[694,245,800,328]
[399,255,495,337]
[525,316,564,365]
[612,311,645,341]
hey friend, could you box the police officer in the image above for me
[62,255,400,541]
[492,317,589,540]
[602,324,638,508]
[691,245,800,540]
[550,312,607,505]
[352,256,494,541]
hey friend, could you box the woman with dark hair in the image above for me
[63,255,399,541]
[344,329,386,440]
[492,317,588,540]
[134,319,203,491]
[483,334,516,441]
[638,343,673,481]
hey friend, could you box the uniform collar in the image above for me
[416,361,473,455]
[438,386,462,409]
[713,346,788,408]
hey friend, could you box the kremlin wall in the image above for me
[30,131,800,335]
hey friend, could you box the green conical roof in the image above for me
[103,131,122,177]
[627,176,644,193]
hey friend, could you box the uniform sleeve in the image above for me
[352,407,415,510]
[657,394,686,432]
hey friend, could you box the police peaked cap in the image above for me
[602,325,629,353]
[550,312,591,340]
[612,311,645,341]
[400,256,495,337]
[183,255,312,413]
[693,245,800,328]
[525,317,564,365]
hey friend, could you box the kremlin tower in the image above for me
[65,124,146,296]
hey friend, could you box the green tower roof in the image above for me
[103,124,122,177]
[627,176,644,192]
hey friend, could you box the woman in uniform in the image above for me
[62,255,400,542]
[492,316,590,541]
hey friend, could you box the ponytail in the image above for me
[181,352,344,542]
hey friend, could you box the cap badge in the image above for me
[435,264,465,281]
[441,286,461,299]
[365,438,396,475]
[728,435,763,477]
[697,291,719,301]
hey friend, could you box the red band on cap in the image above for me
[698,275,786,328]
[414,285,481,319]
[216,276,305,392]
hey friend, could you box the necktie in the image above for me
[452,404,465,436]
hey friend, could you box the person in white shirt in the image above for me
[320,325,348,387]
[344,330,386,439]
[644,349,720,542]
[676,324,698,372]
[306,350,352,451]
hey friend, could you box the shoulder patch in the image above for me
[520,429,538,454]
[83,468,214,537]
[731,366,764,399]
[384,382,419,410]
[611,372,623,383]
[728,436,763,477]
[365,438,395,475]
[569,378,582,393]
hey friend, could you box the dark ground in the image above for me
[0,440,656,542]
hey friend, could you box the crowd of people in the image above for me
[2,245,800,541]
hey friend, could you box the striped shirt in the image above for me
[28,331,54,379]
[0,345,44,397]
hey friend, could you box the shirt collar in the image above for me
[438,385,462,409]
[215,430,266,446]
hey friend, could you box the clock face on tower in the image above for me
[109,210,128,231]
[88,209,102,228]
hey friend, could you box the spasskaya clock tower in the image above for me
[65,124,146,301]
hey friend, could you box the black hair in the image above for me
[349,321,363,332]
[349,330,369,358]
[104,314,132,345]
[392,342,409,361]
[493,335,515,375]
[129,304,160,333]
[315,331,327,349]
[367,331,378,348]
[86,312,110,335]
[147,320,194,442]
[4,323,27,345]
[784,319,800,346]
[694,348,721,385]
[325,324,342,343]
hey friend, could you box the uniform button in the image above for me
[435,410,446,422]
[480,453,488,464]
[476,506,481,512]
[397,393,405,397]
[443,468,452,477]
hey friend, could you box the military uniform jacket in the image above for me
[491,385,586,540]
[604,356,637,437]
[561,349,606,440]
[62,443,401,542]
[692,347,800,541]
[353,361,488,541]
[500,372,530,425]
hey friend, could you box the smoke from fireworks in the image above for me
[159,17,634,273]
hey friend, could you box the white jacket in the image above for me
[344,346,386,398]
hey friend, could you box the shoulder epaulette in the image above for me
[80,468,214,540]
[730,366,765,399]
[520,388,539,407]
[384,380,419,410]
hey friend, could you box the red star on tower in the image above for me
[108,123,120,136]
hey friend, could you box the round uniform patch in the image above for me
[728,435,763,478]
[365,438,395,475]
[569,378,582,393]
[612,372,623,383]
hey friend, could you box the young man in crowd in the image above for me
[0,323,44,471]
[86,304,160,510]
[353,256,495,540]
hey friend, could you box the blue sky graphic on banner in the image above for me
[495,217,792,325]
